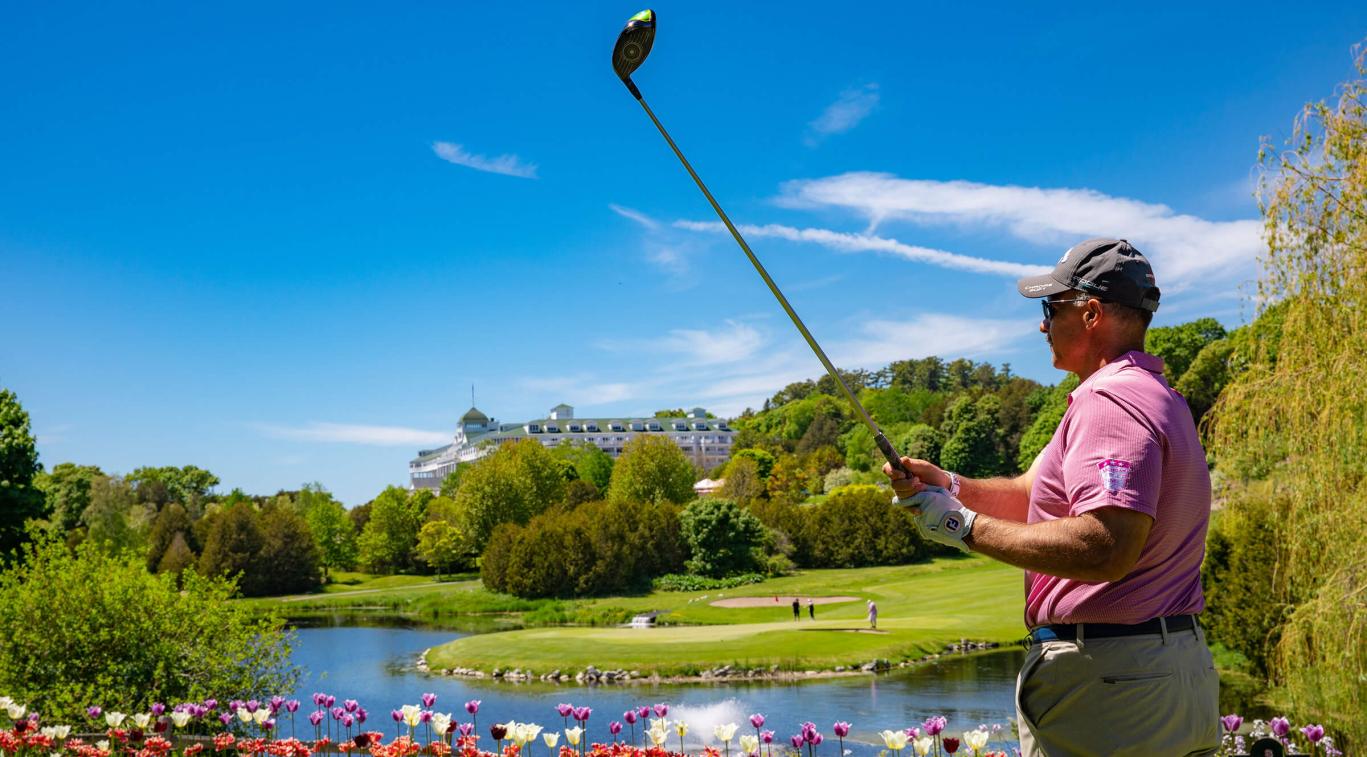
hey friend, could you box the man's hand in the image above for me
[882,456,949,500]
[897,485,978,553]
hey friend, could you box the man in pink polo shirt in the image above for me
[885,239,1219,756]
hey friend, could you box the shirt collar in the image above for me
[1068,350,1166,403]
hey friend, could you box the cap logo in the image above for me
[1059,249,1071,265]
[1024,284,1052,293]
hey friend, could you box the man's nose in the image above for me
[1039,319,1049,334]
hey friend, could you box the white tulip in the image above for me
[432,713,452,737]
[0,697,12,710]
[170,711,191,729]
[54,725,71,739]
[648,727,669,747]
[133,713,152,729]
[253,709,270,726]
[565,726,583,746]
[41,727,59,739]
[97,741,110,752]
[7,703,27,720]
[964,729,989,752]
[520,723,543,744]
[739,734,759,754]
[912,736,933,757]
[878,730,908,751]
[105,712,126,729]
[674,721,688,738]
[714,723,738,743]
[543,732,560,748]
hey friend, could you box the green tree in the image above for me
[719,456,764,504]
[0,539,296,723]
[1016,375,1079,470]
[895,424,945,466]
[126,465,220,514]
[439,462,473,498]
[197,503,268,596]
[34,462,104,533]
[730,448,776,480]
[678,498,765,578]
[607,435,696,505]
[562,478,600,507]
[416,520,464,578]
[765,454,807,505]
[156,532,197,577]
[453,439,567,550]
[799,484,928,568]
[1145,318,1228,385]
[357,486,422,574]
[940,394,1005,477]
[257,503,323,595]
[552,441,615,491]
[295,483,357,579]
[145,502,197,573]
[82,475,149,556]
[0,388,45,557]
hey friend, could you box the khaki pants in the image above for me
[1016,620,1220,756]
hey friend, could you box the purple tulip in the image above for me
[1221,715,1243,733]
[760,731,774,745]
[263,719,275,732]
[245,700,260,713]
[810,733,824,746]
[331,707,345,721]
[309,712,324,727]
[1271,717,1291,738]
[458,723,474,738]
[465,700,481,716]
[422,693,437,708]
[573,706,592,723]
[610,722,623,736]
[391,710,403,723]
[1301,725,1325,743]
[219,713,233,727]
[557,703,574,718]
[285,700,300,714]
[313,693,326,707]
[749,714,765,729]
[325,695,337,708]
[357,708,368,724]
[271,696,285,710]
[421,711,433,724]
[801,722,818,743]
[87,707,103,719]
[653,704,669,718]
[832,723,850,738]
[344,700,359,714]
[904,727,921,740]
[924,716,946,736]
[624,711,637,725]
[202,699,218,712]
[790,735,805,749]
[343,715,354,728]
[150,703,165,717]
[229,700,245,712]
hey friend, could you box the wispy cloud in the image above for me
[807,83,880,145]
[777,172,1263,291]
[674,220,1048,278]
[432,141,538,178]
[255,422,450,447]
[831,314,1030,367]
[518,376,639,406]
[609,203,660,230]
[598,320,766,366]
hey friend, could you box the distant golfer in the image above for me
[807,597,815,620]
[884,240,1218,755]
[791,597,800,621]
[866,600,877,630]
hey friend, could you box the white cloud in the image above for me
[832,314,1031,367]
[432,141,538,178]
[609,203,660,230]
[777,172,1263,291]
[674,219,1048,278]
[255,422,450,447]
[599,320,766,365]
[807,83,880,143]
[518,376,639,406]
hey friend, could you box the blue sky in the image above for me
[4,2,1364,505]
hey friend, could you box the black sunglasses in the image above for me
[1041,296,1096,322]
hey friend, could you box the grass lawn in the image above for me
[424,556,1024,676]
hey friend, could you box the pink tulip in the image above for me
[832,723,850,738]
[750,715,765,729]
[1221,715,1243,733]
[465,701,481,716]
[1301,725,1325,743]
[1271,717,1291,738]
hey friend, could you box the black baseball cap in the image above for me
[1016,238,1161,312]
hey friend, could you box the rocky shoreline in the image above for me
[417,638,1003,685]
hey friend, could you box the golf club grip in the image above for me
[875,432,912,478]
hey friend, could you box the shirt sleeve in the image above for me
[1061,388,1163,519]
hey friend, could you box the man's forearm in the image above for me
[957,476,1030,523]
[965,513,1126,582]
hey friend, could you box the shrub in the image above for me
[798,484,929,568]
[652,572,767,592]
[0,539,296,723]
[679,498,766,578]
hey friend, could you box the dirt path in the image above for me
[709,595,860,608]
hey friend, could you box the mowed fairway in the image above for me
[426,556,1024,676]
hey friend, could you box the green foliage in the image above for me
[678,498,766,578]
[454,439,567,548]
[562,479,600,507]
[126,465,219,514]
[257,503,323,595]
[296,483,357,576]
[606,435,696,505]
[1016,375,1078,470]
[719,457,765,504]
[0,539,297,722]
[439,462,473,498]
[197,502,269,595]
[0,388,44,557]
[34,462,103,533]
[764,455,807,505]
[895,424,945,466]
[156,532,197,577]
[416,520,465,577]
[1145,317,1228,384]
[797,484,928,568]
[480,498,685,598]
[731,448,776,480]
[82,475,149,557]
[357,486,422,574]
[860,386,938,426]
[145,503,197,573]
[551,441,614,491]
[1205,49,1367,748]
[1200,489,1288,678]
[651,572,766,592]
[939,394,1005,477]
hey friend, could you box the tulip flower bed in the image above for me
[0,694,1346,757]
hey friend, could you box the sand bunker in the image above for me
[710,595,861,608]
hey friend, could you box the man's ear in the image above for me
[1083,299,1104,329]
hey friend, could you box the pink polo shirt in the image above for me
[1024,350,1210,627]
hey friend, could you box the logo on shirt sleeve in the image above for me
[1097,459,1132,493]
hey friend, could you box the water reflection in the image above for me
[286,624,1025,754]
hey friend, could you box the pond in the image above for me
[285,620,1026,755]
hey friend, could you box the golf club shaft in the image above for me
[631,90,908,476]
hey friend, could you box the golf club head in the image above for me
[612,9,656,83]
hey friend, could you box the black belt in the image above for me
[1027,614,1196,645]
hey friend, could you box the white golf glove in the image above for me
[894,485,977,552]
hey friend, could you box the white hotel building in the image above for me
[409,403,736,491]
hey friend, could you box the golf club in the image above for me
[613,9,911,477]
